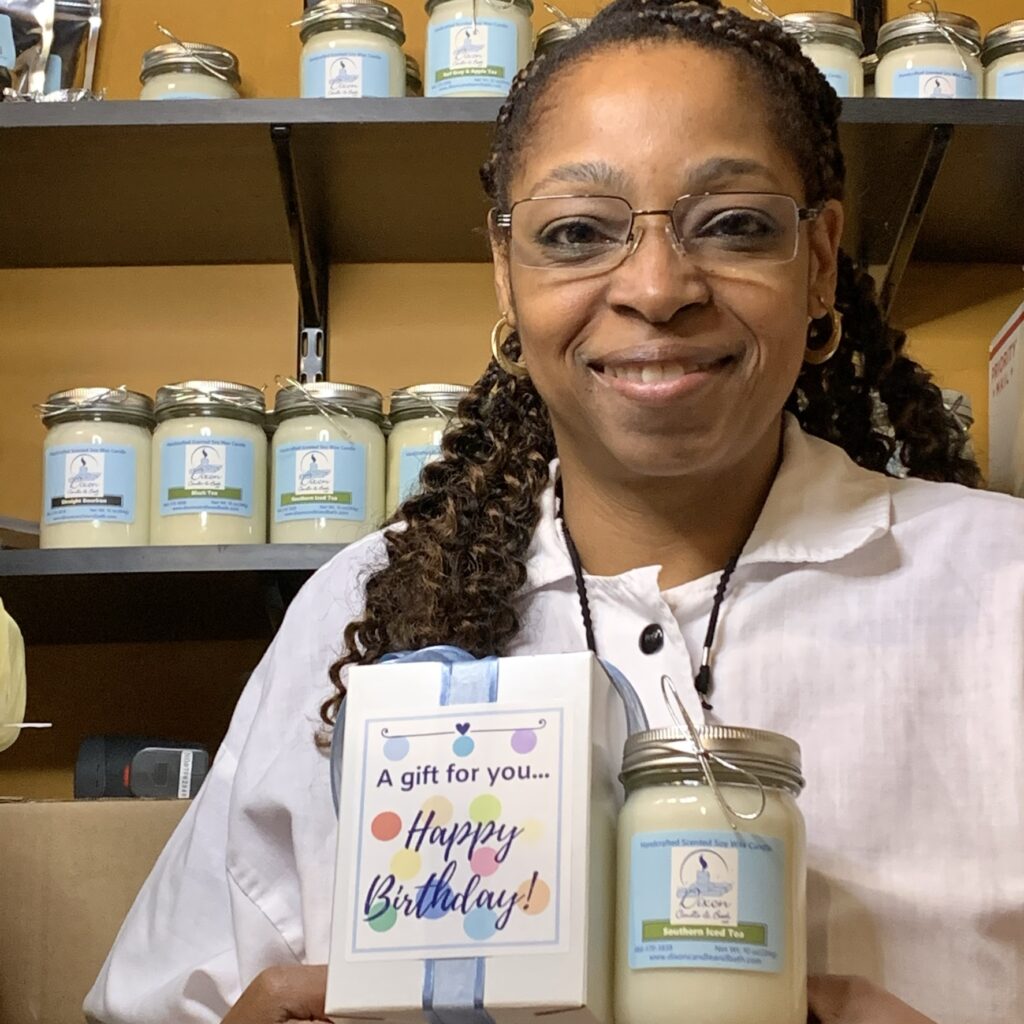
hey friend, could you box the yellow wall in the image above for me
[3,0,1023,796]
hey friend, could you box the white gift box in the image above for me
[989,297,1024,496]
[326,652,626,1024]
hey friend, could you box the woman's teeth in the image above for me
[600,359,727,382]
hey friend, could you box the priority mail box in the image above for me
[989,296,1024,495]
[326,652,626,1024]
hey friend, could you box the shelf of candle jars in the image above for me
[0,98,1022,269]
[0,544,343,644]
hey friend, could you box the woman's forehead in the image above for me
[510,43,803,199]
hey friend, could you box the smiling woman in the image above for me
[84,3,1024,1024]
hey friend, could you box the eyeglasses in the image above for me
[492,192,821,277]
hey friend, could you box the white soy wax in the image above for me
[616,727,807,1024]
[150,381,267,546]
[875,11,982,99]
[271,382,386,544]
[782,13,865,98]
[299,1,406,98]
[40,388,154,549]
[983,21,1024,99]
[386,383,469,516]
[139,42,241,100]
[424,0,533,97]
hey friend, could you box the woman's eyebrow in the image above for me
[525,156,784,198]
[684,156,784,191]
[528,160,633,194]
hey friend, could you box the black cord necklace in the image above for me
[555,479,740,711]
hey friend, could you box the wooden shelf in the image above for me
[1,98,1022,269]
[0,544,342,644]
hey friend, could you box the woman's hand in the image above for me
[222,965,331,1023]
[809,975,937,1024]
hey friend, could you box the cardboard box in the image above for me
[326,652,624,1024]
[988,296,1024,495]
[0,799,188,1024]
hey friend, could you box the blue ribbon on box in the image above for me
[330,646,646,1024]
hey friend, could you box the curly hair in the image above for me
[323,0,980,726]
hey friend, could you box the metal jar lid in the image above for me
[982,20,1024,65]
[154,380,265,426]
[425,0,533,18]
[534,18,591,60]
[41,388,155,428]
[877,11,981,58]
[405,54,422,94]
[621,726,804,796]
[274,381,385,426]
[300,1,406,46]
[781,12,864,55]
[389,383,470,424]
[140,42,242,87]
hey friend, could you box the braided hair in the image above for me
[322,0,980,726]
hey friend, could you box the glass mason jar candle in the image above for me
[533,18,590,61]
[271,382,386,544]
[406,53,423,95]
[781,12,864,97]
[299,1,406,98]
[150,381,267,546]
[40,388,154,549]
[424,0,533,97]
[876,11,982,99]
[139,42,241,100]
[983,21,1024,99]
[386,383,468,515]
[616,727,807,1024]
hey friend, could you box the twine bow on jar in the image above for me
[274,376,357,442]
[658,675,767,829]
[155,23,234,82]
[34,385,130,419]
[907,0,981,72]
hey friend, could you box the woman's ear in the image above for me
[488,210,515,324]
[807,199,844,315]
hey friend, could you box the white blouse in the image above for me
[85,415,1024,1024]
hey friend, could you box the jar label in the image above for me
[0,15,16,69]
[274,441,368,522]
[821,69,851,96]
[43,445,137,524]
[994,67,1024,100]
[628,829,786,973]
[426,18,518,96]
[302,49,394,98]
[893,67,978,98]
[398,444,441,504]
[159,437,254,518]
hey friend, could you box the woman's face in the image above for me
[491,42,843,484]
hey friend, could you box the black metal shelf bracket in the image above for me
[878,122,954,319]
[271,123,329,382]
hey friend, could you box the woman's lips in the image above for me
[587,355,735,401]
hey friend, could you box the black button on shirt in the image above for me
[639,623,665,654]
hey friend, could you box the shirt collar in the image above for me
[523,412,893,593]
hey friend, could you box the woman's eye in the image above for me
[538,219,618,248]
[695,209,779,242]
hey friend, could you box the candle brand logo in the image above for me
[296,449,335,495]
[451,26,488,69]
[327,56,364,98]
[185,444,227,491]
[671,847,738,927]
[64,452,104,499]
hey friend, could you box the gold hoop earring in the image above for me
[804,305,843,366]
[490,314,529,378]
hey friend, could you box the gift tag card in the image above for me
[344,701,573,960]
